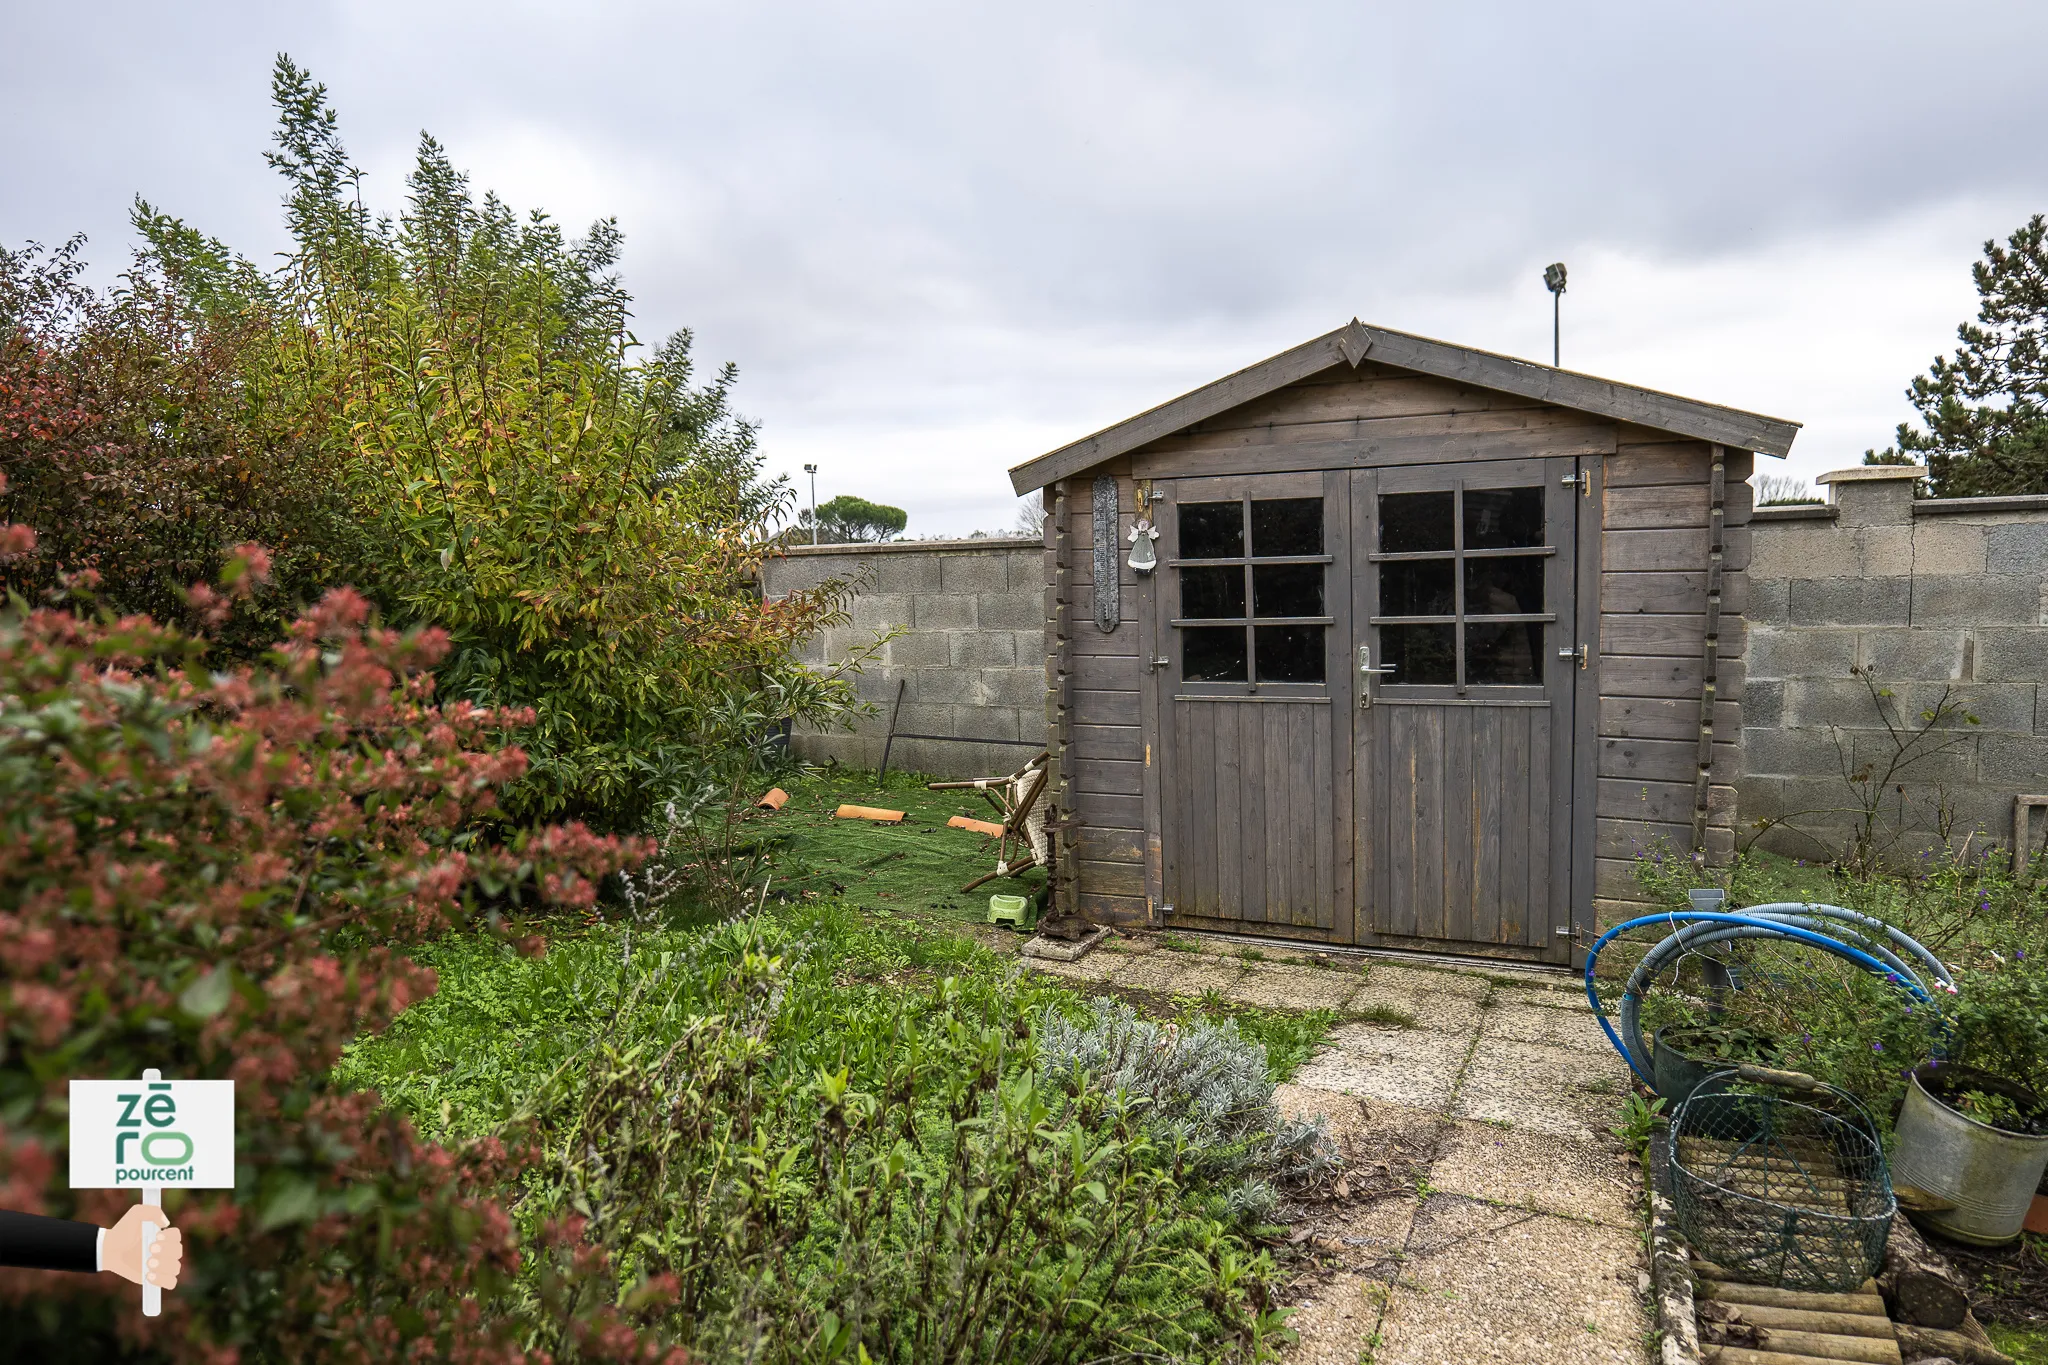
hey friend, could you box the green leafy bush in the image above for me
[1942,948,2048,1100]
[343,907,1302,1363]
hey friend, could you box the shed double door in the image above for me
[1152,459,1582,963]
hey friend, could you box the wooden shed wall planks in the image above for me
[1053,456,1154,925]
[1592,430,1751,918]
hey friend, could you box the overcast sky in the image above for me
[7,2,2045,536]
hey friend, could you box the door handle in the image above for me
[1358,645,1395,708]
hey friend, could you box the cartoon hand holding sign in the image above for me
[60,1068,234,1316]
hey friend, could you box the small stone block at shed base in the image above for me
[1021,927,1111,962]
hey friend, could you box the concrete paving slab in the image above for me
[1166,958,1255,995]
[1480,999,1617,1054]
[1362,962,1493,999]
[1021,953,1119,983]
[1351,983,1486,1034]
[1099,953,1246,995]
[1373,1197,1648,1365]
[1274,1087,1440,1149]
[1297,1195,1423,1275]
[1291,1023,1477,1110]
[1428,1120,1641,1231]
[1283,1272,1397,1365]
[1488,975,1590,1010]
[1452,1036,1630,1142]
[1231,962,1364,1011]
[1211,959,1650,1365]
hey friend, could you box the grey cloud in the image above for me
[4,1,2044,533]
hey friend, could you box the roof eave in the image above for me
[1008,320,1800,494]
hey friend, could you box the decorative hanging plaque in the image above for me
[1092,474,1120,633]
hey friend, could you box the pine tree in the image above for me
[1869,214,2048,495]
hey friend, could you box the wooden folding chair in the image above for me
[928,751,1051,893]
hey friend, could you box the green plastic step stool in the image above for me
[987,893,1036,931]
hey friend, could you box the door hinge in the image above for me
[1557,643,1588,669]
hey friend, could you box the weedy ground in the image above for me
[747,765,1342,1076]
[337,766,1355,1361]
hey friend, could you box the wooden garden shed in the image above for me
[1010,320,1799,966]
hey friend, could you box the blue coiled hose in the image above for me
[1582,902,1951,1090]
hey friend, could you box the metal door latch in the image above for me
[1357,645,1396,707]
[1560,472,1591,496]
[1557,643,1588,669]
[1151,656,1171,670]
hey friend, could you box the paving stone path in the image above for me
[1025,938,1654,1365]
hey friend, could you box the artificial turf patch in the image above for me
[755,765,1049,925]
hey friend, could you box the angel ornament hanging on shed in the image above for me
[1126,518,1159,574]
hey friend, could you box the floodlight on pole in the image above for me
[1543,262,1567,367]
[802,464,818,545]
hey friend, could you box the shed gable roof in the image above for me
[1007,319,1800,494]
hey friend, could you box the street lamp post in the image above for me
[802,464,818,546]
[1543,262,1567,367]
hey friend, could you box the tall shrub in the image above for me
[247,57,857,830]
[7,56,868,835]
[0,230,375,657]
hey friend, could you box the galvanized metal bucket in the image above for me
[1891,1065,2048,1246]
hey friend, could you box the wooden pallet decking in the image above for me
[1695,1259,1902,1365]
[1694,1257,2015,1365]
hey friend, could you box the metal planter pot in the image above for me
[1653,1028,1719,1108]
[1891,1064,2048,1246]
[1652,1026,1779,1108]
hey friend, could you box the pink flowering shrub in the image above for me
[0,514,681,1361]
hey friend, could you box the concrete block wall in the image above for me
[760,538,1048,780]
[1743,465,2048,861]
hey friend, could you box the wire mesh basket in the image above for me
[1669,1065,1896,1292]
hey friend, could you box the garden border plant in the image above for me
[341,902,1319,1363]
[0,521,694,1360]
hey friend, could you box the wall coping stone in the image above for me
[773,536,1040,557]
[1914,493,2048,517]
[1816,465,1927,484]
[1752,492,2048,522]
